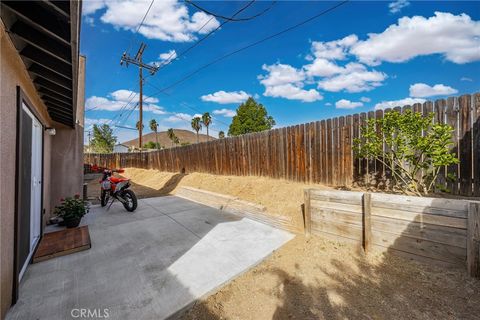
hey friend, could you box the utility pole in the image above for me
[120,43,158,151]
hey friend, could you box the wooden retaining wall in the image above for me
[176,187,301,233]
[304,189,480,277]
[85,93,480,197]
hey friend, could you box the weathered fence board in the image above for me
[85,93,480,196]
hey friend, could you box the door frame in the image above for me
[12,86,45,304]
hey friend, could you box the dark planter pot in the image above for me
[64,217,82,228]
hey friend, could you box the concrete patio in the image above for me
[6,196,293,320]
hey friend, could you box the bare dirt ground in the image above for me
[85,168,480,319]
[182,235,480,320]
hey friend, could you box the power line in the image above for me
[144,79,231,127]
[148,0,349,95]
[125,0,156,54]
[185,0,276,22]
[156,0,258,70]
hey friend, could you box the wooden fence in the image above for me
[304,189,480,277]
[85,93,480,197]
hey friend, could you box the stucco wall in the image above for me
[0,23,54,319]
[49,55,85,213]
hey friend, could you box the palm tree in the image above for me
[167,128,176,147]
[191,117,202,143]
[149,119,159,149]
[136,121,144,131]
[201,112,212,141]
[218,131,225,138]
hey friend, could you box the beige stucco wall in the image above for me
[49,55,85,211]
[0,25,85,318]
[0,22,54,319]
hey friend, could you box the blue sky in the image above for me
[81,0,480,143]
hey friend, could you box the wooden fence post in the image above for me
[304,189,312,237]
[468,202,480,278]
[362,193,372,254]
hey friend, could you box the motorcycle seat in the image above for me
[110,177,128,183]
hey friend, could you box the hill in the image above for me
[122,129,214,148]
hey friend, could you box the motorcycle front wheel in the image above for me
[121,189,137,212]
[100,190,109,207]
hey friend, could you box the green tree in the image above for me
[136,121,144,131]
[167,128,176,147]
[149,119,160,150]
[228,97,275,136]
[90,124,117,153]
[173,136,180,146]
[201,112,212,141]
[218,131,225,139]
[353,110,459,196]
[191,117,202,143]
[144,141,162,149]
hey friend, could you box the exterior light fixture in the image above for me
[45,127,56,136]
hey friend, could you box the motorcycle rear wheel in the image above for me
[122,189,137,212]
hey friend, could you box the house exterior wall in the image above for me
[0,24,85,319]
[0,22,53,319]
[50,55,85,213]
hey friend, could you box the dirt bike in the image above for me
[99,169,137,212]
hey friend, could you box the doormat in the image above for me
[33,225,91,263]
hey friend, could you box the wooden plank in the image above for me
[371,215,467,248]
[459,95,472,195]
[371,206,467,229]
[309,189,364,201]
[311,207,363,226]
[371,230,466,265]
[473,93,480,197]
[304,189,312,236]
[446,97,460,194]
[468,202,480,278]
[311,219,363,241]
[359,112,368,186]
[363,193,372,253]
[326,119,333,185]
[310,199,363,214]
[352,113,360,186]
[370,193,468,213]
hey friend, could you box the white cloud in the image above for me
[335,99,363,109]
[310,35,358,61]
[374,97,426,110]
[360,97,371,103]
[164,112,202,123]
[389,0,410,14]
[212,108,236,117]
[325,102,332,106]
[201,91,250,104]
[317,63,386,93]
[304,58,344,77]
[409,83,458,98]
[259,64,323,102]
[159,50,177,62]
[85,0,220,42]
[351,12,480,65]
[84,16,95,26]
[83,0,106,15]
[84,118,110,128]
[85,89,165,114]
[461,77,473,82]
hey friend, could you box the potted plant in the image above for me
[54,195,88,228]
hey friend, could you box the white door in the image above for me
[19,104,42,280]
